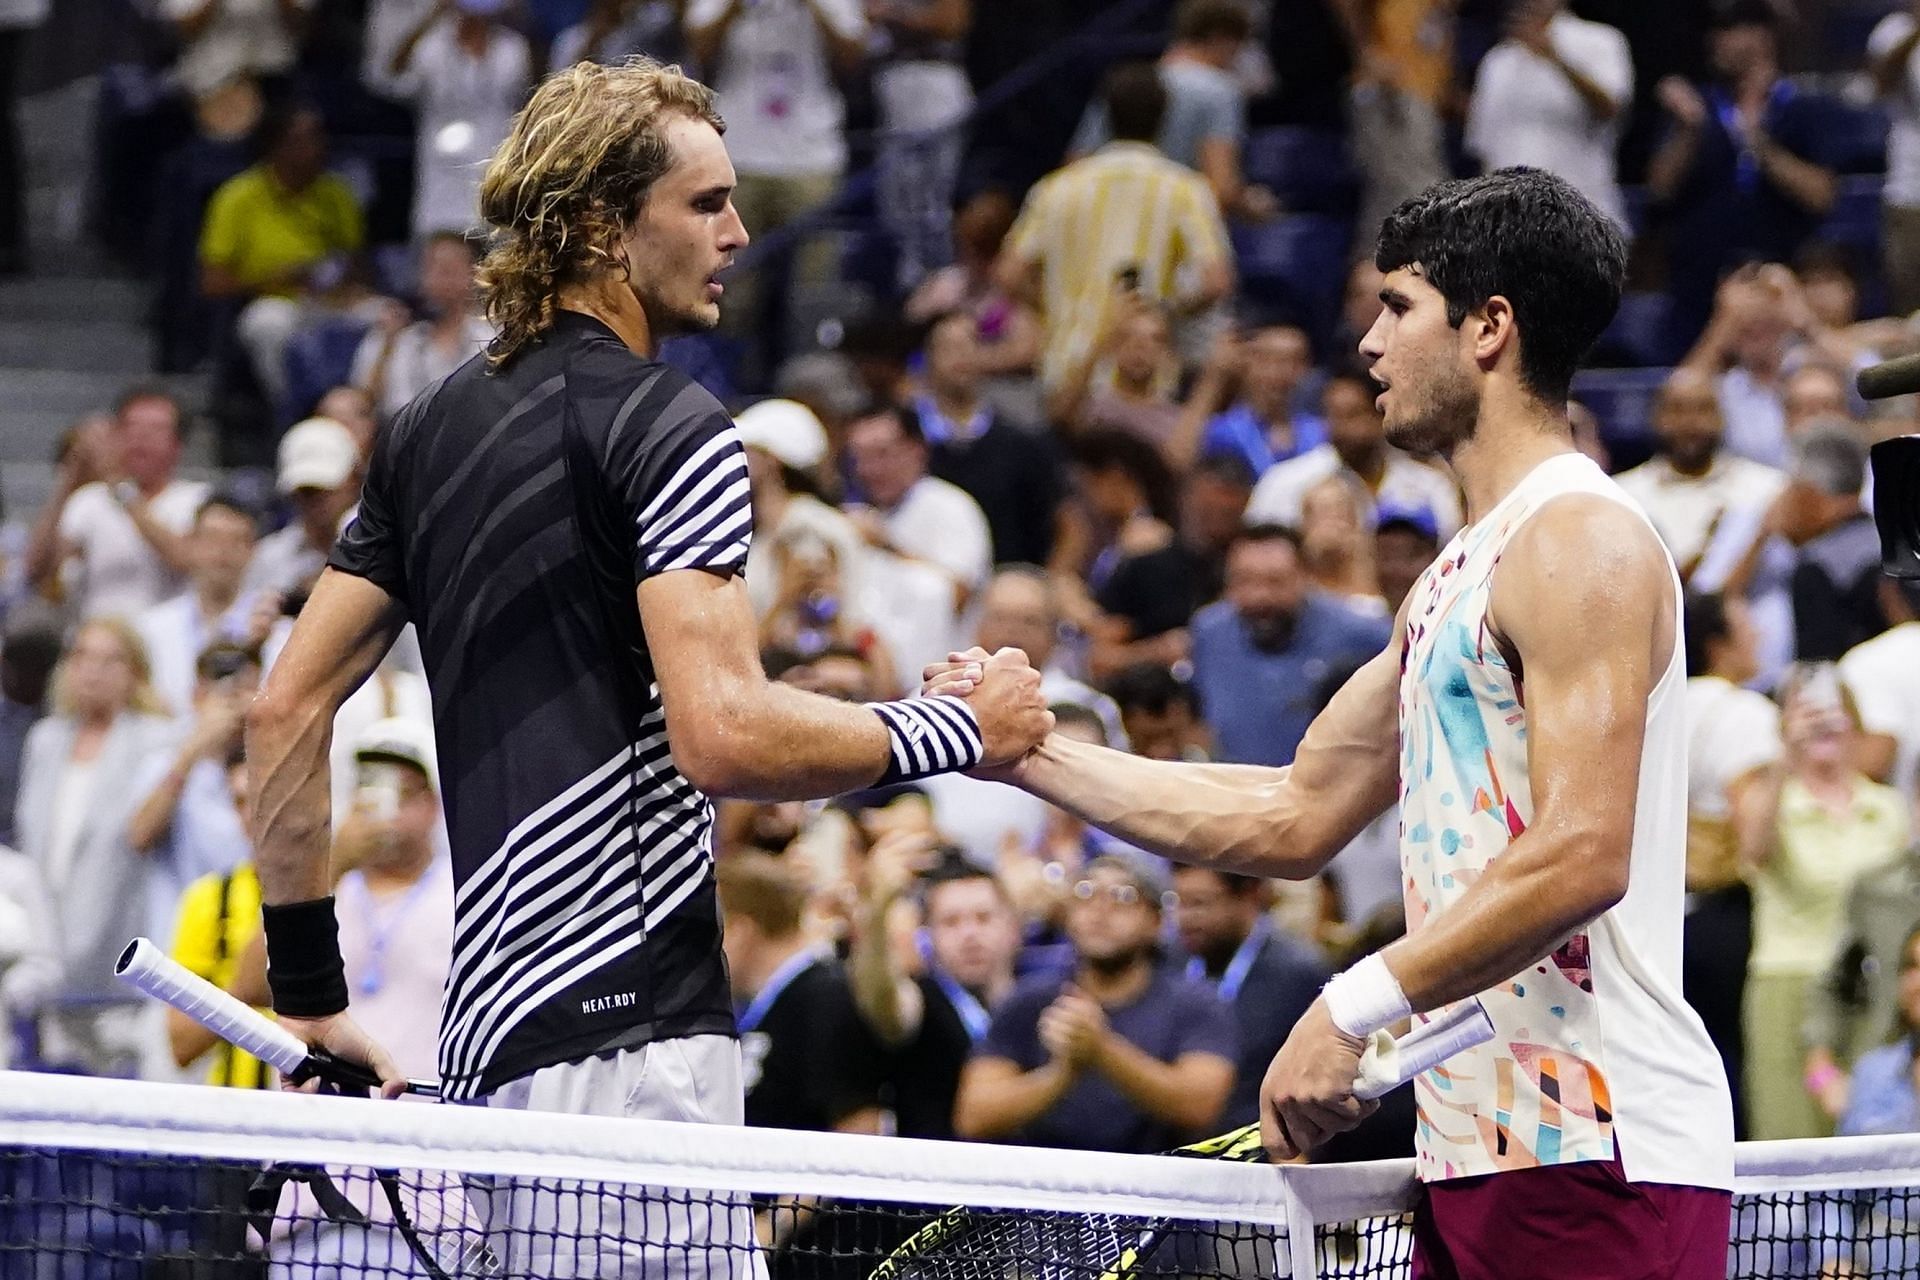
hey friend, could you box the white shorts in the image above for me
[471,1034,766,1280]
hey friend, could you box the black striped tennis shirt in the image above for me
[330,311,749,1099]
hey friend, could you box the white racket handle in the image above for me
[1352,997,1495,1100]
[115,936,311,1076]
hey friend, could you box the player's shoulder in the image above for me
[1500,488,1671,605]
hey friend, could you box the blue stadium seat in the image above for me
[1591,292,1677,369]
[1818,175,1886,264]
[1231,213,1352,348]
[1242,127,1358,216]
[280,315,373,428]
[659,333,744,405]
[1570,367,1671,458]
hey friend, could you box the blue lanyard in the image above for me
[1710,81,1792,195]
[736,947,825,1034]
[346,860,443,999]
[931,968,991,1043]
[1186,918,1269,1005]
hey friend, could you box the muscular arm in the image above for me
[1376,497,1669,1011]
[247,570,408,905]
[1012,627,1403,878]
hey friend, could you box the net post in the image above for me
[1277,1174,1320,1280]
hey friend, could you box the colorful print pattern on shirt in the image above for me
[1398,495,1615,1180]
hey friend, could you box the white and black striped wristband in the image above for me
[867,696,985,785]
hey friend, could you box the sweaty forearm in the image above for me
[246,695,338,905]
[677,683,897,800]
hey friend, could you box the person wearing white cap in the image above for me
[736,397,864,619]
[246,417,363,599]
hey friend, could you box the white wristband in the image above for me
[1323,952,1412,1039]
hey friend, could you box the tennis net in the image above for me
[4,1069,1920,1280]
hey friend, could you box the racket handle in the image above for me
[1352,997,1495,1101]
[116,937,311,1075]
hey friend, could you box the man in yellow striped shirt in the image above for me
[997,62,1234,391]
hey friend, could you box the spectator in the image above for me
[1463,0,1633,230]
[1245,367,1462,540]
[1776,427,1886,662]
[1871,4,1920,314]
[845,404,993,617]
[127,641,257,943]
[1337,0,1453,240]
[549,0,684,71]
[135,495,261,718]
[1172,325,1327,477]
[1840,579,1920,792]
[1783,361,1854,438]
[1614,366,1785,580]
[903,189,1043,390]
[163,0,306,112]
[313,384,379,461]
[1106,663,1207,764]
[198,106,367,408]
[0,621,58,847]
[0,838,55,1070]
[1745,664,1908,1140]
[1807,852,1920,1132]
[24,388,209,620]
[1188,524,1391,766]
[386,0,532,239]
[849,843,1022,1139]
[1679,265,1814,468]
[1372,504,1439,614]
[1172,866,1327,1124]
[1070,0,1272,220]
[914,311,1064,567]
[1298,472,1384,610]
[14,619,175,1076]
[955,855,1235,1153]
[719,850,880,1134]
[351,230,494,423]
[759,530,898,694]
[1648,1,1837,346]
[867,0,972,289]
[1682,590,1779,1138]
[1049,297,1186,447]
[998,61,1232,391]
[737,399,860,613]
[245,417,362,599]
[1837,924,1920,1137]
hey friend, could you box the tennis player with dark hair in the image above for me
[936,168,1734,1277]
[244,57,1051,1276]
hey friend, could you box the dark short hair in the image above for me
[1375,168,1627,404]
[195,641,261,684]
[1795,240,1859,285]
[921,851,1012,911]
[1104,662,1199,718]
[1708,0,1781,31]
[194,491,259,531]
[855,402,927,447]
[1104,63,1168,143]
[1049,701,1110,746]
[1230,521,1305,556]
[1071,428,1179,523]
[1190,451,1257,490]
[1171,864,1263,897]
[1682,590,1730,680]
[1321,364,1384,407]
[1175,0,1253,44]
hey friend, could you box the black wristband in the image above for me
[263,897,351,1019]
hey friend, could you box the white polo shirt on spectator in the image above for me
[136,592,259,718]
[59,479,210,620]
[1840,621,1920,802]
[1464,12,1633,230]
[1244,445,1463,540]
[351,314,496,423]
[1872,13,1920,211]
[879,476,992,602]
[389,21,531,237]
[685,0,865,178]
[1614,452,1785,572]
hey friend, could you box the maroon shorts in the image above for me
[1410,1157,1731,1280]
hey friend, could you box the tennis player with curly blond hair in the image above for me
[244,58,1052,1276]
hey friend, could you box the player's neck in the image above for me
[557,282,656,359]
[1450,400,1577,524]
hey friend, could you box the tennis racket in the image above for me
[115,937,500,1279]
[868,998,1495,1280]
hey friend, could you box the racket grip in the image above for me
[115,937,311,1076]
[1351,997,1495,1100]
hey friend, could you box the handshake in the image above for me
[921,646,1055,776]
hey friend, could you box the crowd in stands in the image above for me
[10,1,1920,1240]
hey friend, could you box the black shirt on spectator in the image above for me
[874,974,980,1140]
[742,952,879,1132]
[1095,542,1218,641]
[1184,920,1330,1127]
[1791,513,1887,662]
[918,398,1064,566]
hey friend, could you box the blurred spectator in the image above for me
[386,0,532,239]
[550,0,685,71]
[845,404,993,617]
[914,311,1063,567]
[313,384,380,461]
[246,418,363,599]
[1648,2,1837,346]
[849,843,1021,1139]
[1071,0,1273,220]
[775,350,870,461]
[1792,243,1909,368]
[998,62,1232,391]
[135,495,262,717]
[1106,663,1207,764]
[0,838,54,1069]
[1745,664,1908,1140]
[719,850,880,1134]
[0,0,46,276]
[1189,524,1391,766]
[1086,453,1251,683]
[24,391,208,620]
[1332,257,1388,363]
[975,567,1124,743]
[1172,866,1327,1124]
[1051,297,1187,448]
[1245,367,1461,539]
[0,621,58,847]
[198,105,367,408]
[1682,590,1778,1138]
[1171,325,1325,476]
[904,189,1042,387]
[868,0,972,288]
[1836,924,1920,1137]
[1871,4,1920,314]
[1840,579,1920,792]
[163,0,305,112]
[1051,428,1178,628]
[1464,0,1633,230]
[955,856,1235,1153]
[1372,504,1438,614]
[759,533,897,693]
[1808,850,1920,1132]
[1337,0,1452,241]
[1678,266,1803,469]
[1298,472,1384,610]
[351,231,494,423]
[1615,367,1785,581]
[15,619,176,1076]
[738,399,865,610]
[1783,361,1854,438]
[127,642,257,943]
[1776,427,1886,662]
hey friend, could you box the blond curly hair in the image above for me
[476,58,725,367]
